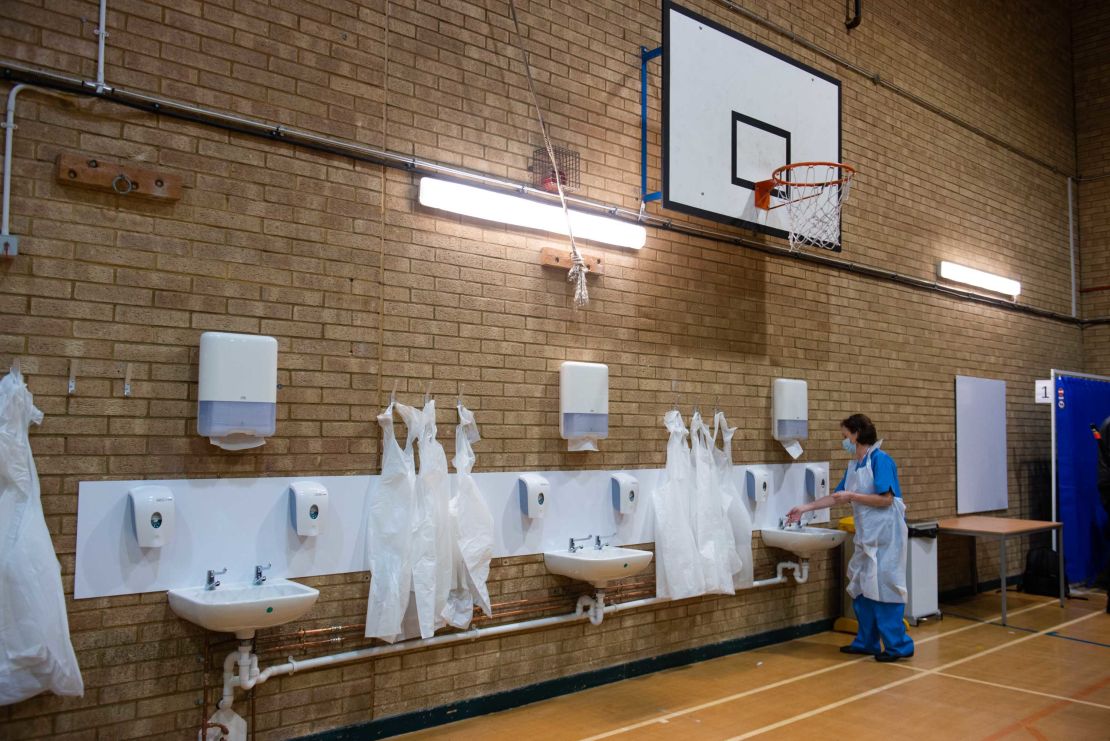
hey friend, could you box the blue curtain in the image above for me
[1055,375,1110,584]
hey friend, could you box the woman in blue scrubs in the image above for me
[787,414,913,661]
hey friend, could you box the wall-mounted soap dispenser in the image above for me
[560,361,608,452]
[746,467,772,503]
[611,473,638,514]
[518,474,549,518]
[128,485,174,548]
[197,332,278,451]
[290,481,329,536]
[805,464,828,500]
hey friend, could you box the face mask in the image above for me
[842,438,856,455]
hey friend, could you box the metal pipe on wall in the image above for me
[0,59,1091,325]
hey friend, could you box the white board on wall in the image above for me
[955,375,1008,514]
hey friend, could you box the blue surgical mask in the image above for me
[842,438,856,455]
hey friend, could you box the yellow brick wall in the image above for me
[0,0,1085,738]
[1074,0,1110,373]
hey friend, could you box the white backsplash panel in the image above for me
[75,462,830,598]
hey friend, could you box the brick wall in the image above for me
[0,0,1083,738]
[1074,0,1110,373]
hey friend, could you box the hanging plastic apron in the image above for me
[690,411,736,595]
[442,403,495,629]
[844,442,909,604]
[0,366,83,704]
[410,399,454,639]
[364,401,419,642]
[713,411,753,589]
[653,410,706,600]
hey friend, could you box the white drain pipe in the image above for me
[2,83,28,245]
[94,0,109,94]
[216,559,810,710]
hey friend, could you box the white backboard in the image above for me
[955,376,1009,514]
[663,2,842,248]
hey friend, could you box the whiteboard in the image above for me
[955,376,1008,514]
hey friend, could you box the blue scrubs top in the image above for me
[834,448,902,498]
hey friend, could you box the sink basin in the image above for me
[168,579,319,639]
[761,526,847,559]
[544,546,654,587]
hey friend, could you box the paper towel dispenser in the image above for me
[560,362,608,452]
[197,332,278,451]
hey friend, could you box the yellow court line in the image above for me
[725,609,1106,741]
[578,599,1058,741]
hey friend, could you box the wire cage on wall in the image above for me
[530,144,581,193]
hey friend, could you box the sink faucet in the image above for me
[568,534,593,553]
[206,567,227,590]
[254,562,271,585]
[595,532,617,550]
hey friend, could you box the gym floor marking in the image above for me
[722,609,1105,740]
[579,599,1058,740]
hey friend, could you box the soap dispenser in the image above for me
[611,473,638,514]
[128,485,175,548]
[518,474,549,518]
[805,464,828,500]
[290,481,329,536]
[745,467,772,503]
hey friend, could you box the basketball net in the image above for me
[755,162,854,250]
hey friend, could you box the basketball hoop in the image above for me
[754,162,855,250]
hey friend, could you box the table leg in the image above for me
[999,536,1007,626]
[970,538,978,594]
[1057,526,1066,607]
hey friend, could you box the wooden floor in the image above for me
[399,591,1110,740]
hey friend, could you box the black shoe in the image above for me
[875,651,913,662]
[840,645,878,655]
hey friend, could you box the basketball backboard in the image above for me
[663,2,843,249]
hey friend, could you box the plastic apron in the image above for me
[713,411,754,590]
[0,366,83,704]
[653,410,706,600]
[442,404,494,628]
[364,402,419,642]
[690,411,736,595]
[408,399,454,639]
[845,442,909,604]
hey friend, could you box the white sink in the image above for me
[544,546,654,587]
[168,579,319,639]
[761,526,847,559]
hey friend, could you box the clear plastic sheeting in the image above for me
[0,365,83,705]
[714,412,754,589]
[690,411,740,595]
[442,404,495,628]
[653,410,706,599]
[364,402,418,643]
[411,399,454,638]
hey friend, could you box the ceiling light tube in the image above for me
[418,177,646,250]
[937,260,1021,297]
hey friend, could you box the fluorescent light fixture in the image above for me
[418,177,646,250]
[937,260,1021,297]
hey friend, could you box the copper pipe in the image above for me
[202,721,230,737]
[1080,284,1110,293]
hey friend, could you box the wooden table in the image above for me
[937,516,1065,625]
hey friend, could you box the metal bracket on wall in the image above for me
[0,234,17,258]
[640,46,663,206]
[55,152,183,202]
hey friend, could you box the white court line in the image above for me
[724,608,1106,740]
[883,661,1110,711]
[578,599,1058,741]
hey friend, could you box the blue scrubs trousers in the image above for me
[849,595,915,657]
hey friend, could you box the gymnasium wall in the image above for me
[1074,0,1110,374]
[0,0,1084,738]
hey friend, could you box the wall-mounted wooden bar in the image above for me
[540,246,604,276]
[55,152,183,201]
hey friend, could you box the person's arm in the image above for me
[840,491,893,508]
[786,494,840,523]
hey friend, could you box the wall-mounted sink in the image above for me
[168,579,319,639]
[544,546,654,587]
[761,526,847,559]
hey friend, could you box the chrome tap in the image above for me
[254,562,271,585]
[569,534,593,553]
[595,532,617,550]
[206,567,227,590]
